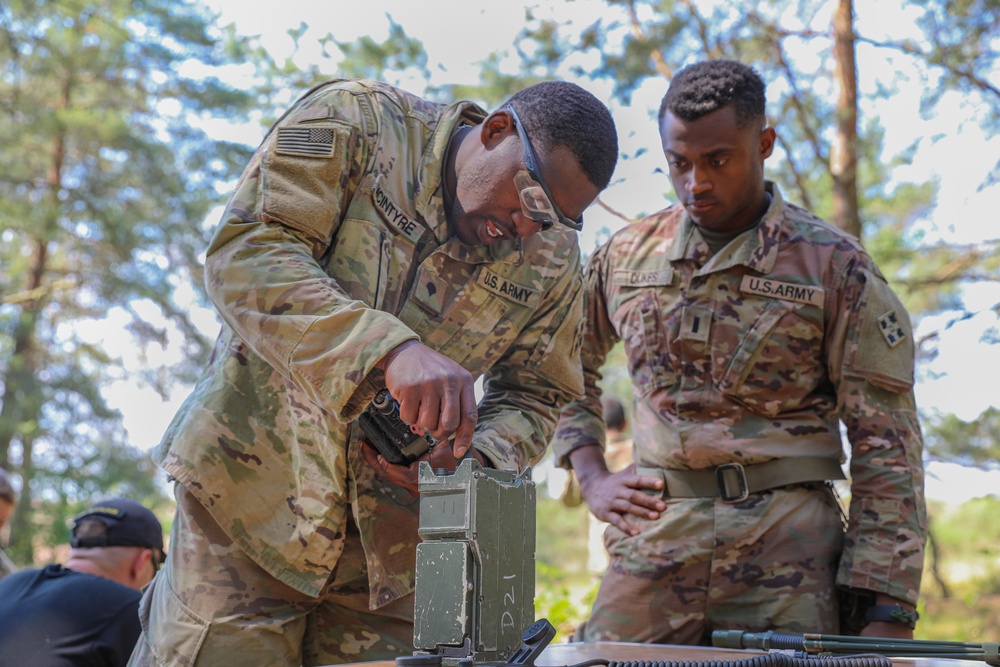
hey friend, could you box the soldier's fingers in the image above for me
[427,444,460,472]
[359,440,383,474]
[626,488,666,512]
[416,390,442,435]
[607,512,642,536]
[380,459,419,495]
[606,491,660,520]
[359,440,420,493]
[626,503,661,520]
[430,377,460,442]
[451,384,478,458]
[631,474,665,491]
[395,388,420,427]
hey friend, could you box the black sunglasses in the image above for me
[506,105,584,231]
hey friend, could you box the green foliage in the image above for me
[933,497,1000,554]
[236,15,439,127]
[924,407,1000,469]
[0,0,260,562]
[919,497,1000,639]
[333,18,430,83]
[534,495,600,638]
[903,0,1000,130]
[598,341,633,411]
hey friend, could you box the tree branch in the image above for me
[679,0,715,58]
[626,0,672,79]
[855,36,1000,99]
[594,195,639,224]
[772,31,829,167]
[773,133,815,211]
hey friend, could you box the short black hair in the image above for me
[601,395,627,432]
[505,81,618,190]
[659,59,766,128]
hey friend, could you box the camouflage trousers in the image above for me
[128,483,414,667]
[577,483,844,645]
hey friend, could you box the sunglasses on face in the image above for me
[506,105,584,232]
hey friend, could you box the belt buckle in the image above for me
[716,463,749,503]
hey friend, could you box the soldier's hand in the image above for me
[360,439,489,495]
[578,464,666,536]
[377,340,477,458]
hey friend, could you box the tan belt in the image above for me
[636,457,846,503]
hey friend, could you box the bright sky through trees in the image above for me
[102,0,1000,504]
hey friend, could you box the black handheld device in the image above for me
[358,388,436,465]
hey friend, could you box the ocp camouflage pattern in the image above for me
[578,484,846,642]
[553,182,926,620]
[154,79,585,607]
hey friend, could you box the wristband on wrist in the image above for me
[864,604,919,629]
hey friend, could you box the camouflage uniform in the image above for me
[587,431,633,572]
[132,79,584,666]
[552,182,926,644]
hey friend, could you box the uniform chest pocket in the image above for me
[397,265,523,373]
[716,297,825,417]
[614,288,679,397]
[323,217,389,309]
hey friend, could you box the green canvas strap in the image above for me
[636,456,846,503]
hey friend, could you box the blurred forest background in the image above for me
[1,0,998,641]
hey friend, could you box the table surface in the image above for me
[539,642,990,666]
[331,641,991,667]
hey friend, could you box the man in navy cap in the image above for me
[0,497,166,667]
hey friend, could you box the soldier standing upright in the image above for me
[553,59,925,645]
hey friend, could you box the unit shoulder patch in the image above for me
[877,310,907,348]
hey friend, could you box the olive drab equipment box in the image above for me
[412,458,536,665]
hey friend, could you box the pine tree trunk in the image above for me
[832,0,862,239]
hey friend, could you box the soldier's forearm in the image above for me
[568,443,609,487]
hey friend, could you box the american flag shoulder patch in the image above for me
[275,124,338,158]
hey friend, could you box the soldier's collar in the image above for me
[415,101,487,244]
[436,235,524,265]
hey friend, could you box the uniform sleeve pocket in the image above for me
[261,119,355,244]
[617,290,677,397]
[323,217,388,308]
[845,497,901,583]
[138,567,210,665]
[848,269,915,392]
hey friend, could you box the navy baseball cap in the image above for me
[70,498,165,553]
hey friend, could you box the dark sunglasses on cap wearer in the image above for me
[506,105,584,232]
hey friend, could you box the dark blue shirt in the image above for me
[0,564,142,666]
